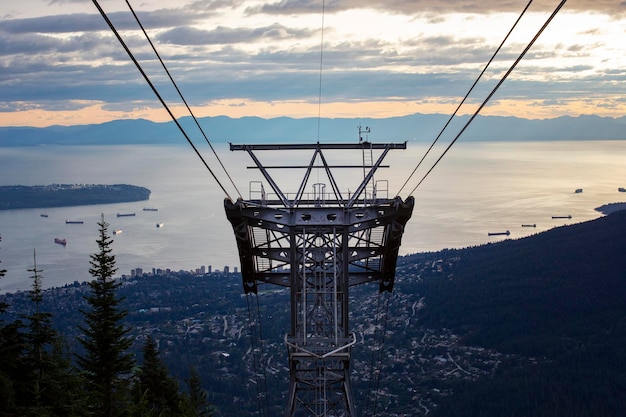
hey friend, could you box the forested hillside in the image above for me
[409,209,626,416]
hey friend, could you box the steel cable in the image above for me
[246,294,266,417]
[254,294,271,417]
[125,0,243,200]
[397,0,535,196]
[92,0,234,200]
[407,0,568,196]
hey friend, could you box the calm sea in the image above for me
[1,140,625,293]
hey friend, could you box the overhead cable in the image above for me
[397,0,535,196]
[363,291,387,417]
[408,0,568,196]
[246,294,270,417]
[371,292,391,417]
[92,0,234,201]
[125,0,242,200]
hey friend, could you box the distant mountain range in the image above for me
[1,113,625,146]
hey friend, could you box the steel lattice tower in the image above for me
[225,142,414,417]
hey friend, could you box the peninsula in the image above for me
[0,184,151,210]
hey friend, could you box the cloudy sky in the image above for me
[0,0,624,127]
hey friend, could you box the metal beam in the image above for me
[230,142,407,151]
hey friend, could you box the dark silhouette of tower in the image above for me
[225,142,414,417]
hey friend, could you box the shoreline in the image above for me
[595,202,626,215]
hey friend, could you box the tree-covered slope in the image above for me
[407,209,626,416]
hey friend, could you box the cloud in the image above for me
[0,0,624,125]
[252,0,626,15]
[0,13,106,34]
[0,5,223,35]
[157,23,315,45]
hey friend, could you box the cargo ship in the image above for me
[143,208,158,211]
[54,238,67,246]
[66,219,84,224]
[488,230,510,236]
[113,229,123,235]
[40,214,48,218]
[117,213,136,217]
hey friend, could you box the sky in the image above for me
[0,0,625,127]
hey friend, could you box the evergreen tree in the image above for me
[0,313,24,414]
[0,234,24,413]
[24,249,54,414]
[133,336,184,416]
[23,250,84,417]
[185,367,214,417]
[77,214,134,417]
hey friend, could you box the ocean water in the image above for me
[1,140,625,293]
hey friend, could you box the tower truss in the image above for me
[225,142,414,417]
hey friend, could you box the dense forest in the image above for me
[2,208,626,416]
[410,209,626,416]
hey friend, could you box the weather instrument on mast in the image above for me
[225,140,414,417]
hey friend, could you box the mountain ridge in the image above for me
[1,113,625,146]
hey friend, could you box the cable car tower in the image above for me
[225,139,414,417]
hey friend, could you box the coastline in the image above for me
[595,202,626,215]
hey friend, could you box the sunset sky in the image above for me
[1,0,625,127]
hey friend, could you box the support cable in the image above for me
[397,0,534,196]
[254,294,271,417]
[363,291,384,417]
[246,294,267,417]
[408,0,567,196]
[125,0,243,200]
[370,291,391,417]
[92,0,234,200]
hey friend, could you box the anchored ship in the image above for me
[488,230,510,236]
[117,213,136,217]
